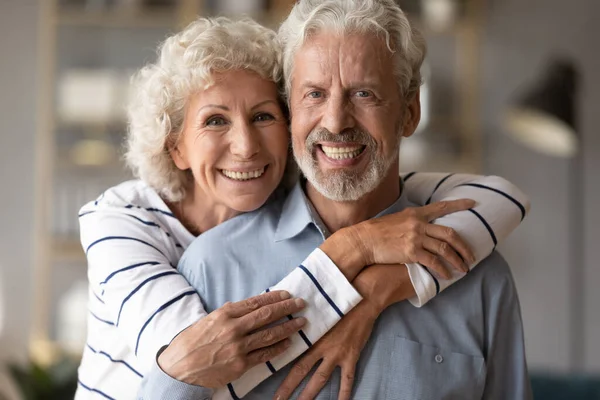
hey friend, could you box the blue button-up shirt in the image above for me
[139,182,532,399]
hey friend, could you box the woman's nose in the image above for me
[230,122,260,160]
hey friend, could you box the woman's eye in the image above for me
[355,90,371,98]
[307,91,323,99]
[205,116,227,126]
[253,113,275,123]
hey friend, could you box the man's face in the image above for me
[289,31,419,201]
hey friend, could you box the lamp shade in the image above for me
[505,59,579,157]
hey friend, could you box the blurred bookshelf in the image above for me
[31,0,484,365]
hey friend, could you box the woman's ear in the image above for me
[401,90,422,138]
[169,134,190,170]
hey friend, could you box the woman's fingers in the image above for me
[418,199,475,221]
[337,362,357,400]
[423,237,468,273]
[240,298,306,332]
[275,353,320,400]
[224,290,292,318]
[425,224,475,265]
[246,338,293,367]
[298,360,337,400]
[415,248,450,279]
[244,317,306,352]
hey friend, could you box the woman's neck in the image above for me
[167,184,242,236]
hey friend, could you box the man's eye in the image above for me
[254,113,275,123]
[355,90,371,98]
[206,116,227,126]
[307,91,323,99]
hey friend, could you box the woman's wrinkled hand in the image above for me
[157,290,306,388]
[350,199,477,279]
[274,302,378,400]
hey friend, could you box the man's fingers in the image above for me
[337,363,357,400]
[423,237,468,273]
[246,338,293,368]
[298,360,337,400]
[275,354,319,400]
[419,199,475,221]
[244,317,306,352]
[225,291,291,317]
[416,249,450,280]
[426,224,475,264]
[240,298,306,332]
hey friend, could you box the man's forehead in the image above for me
[292,31,393,85]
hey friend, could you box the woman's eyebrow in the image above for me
[198,104,230,113]
[251,99,278,110]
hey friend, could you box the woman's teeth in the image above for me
[321,145,364,160]
[221,167,266,181]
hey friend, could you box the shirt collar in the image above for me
[274,179,410,242]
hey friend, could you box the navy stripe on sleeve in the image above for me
[89,311,115,326]
[135,290,196,355]
[287,315,312,347]
[86,236,168,258]
[227,383,241,400]
[86,344,143,378]
[423,268,440,295]
[100,261,161,285]
[116,271,178,325]
[456,183,527,221]
[468,209,498,247]
[78,210,96,218]
[403,171,417,182]
[94,192,105,206]
[266,361,277,374]
[124,204,176,218]
[77,380,115,400]
[92,290,105,304]
[298,265,344,318]
[426,174,454,205]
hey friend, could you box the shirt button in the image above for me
[434,354,444,363]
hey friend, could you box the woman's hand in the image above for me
[274,301,378,400]
[157,290,306,388]
[321,199,477,281]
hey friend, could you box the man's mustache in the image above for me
[305,128,376,148]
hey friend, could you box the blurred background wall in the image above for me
[0,0,598,398]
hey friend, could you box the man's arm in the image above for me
[481,254,532,399]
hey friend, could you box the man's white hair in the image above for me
[278,0,426,101]
[125,17,283,201]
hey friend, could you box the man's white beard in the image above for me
[293,128,401,202]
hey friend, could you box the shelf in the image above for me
[55,7,178,29]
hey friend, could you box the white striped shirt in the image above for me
[76,174,529,399]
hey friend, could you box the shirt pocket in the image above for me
[386,336,486,400]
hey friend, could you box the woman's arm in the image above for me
[400,172,531,306]
[79,206,208,368]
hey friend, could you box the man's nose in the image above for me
[230,122,260,160]
[321,95,355,134]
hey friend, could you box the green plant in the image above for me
[8,357,78,400]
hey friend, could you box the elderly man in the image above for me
[139,0,532,399]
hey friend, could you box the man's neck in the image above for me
[305,165,401,233]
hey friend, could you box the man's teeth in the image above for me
[321,145,364,160]
[221,167,266,181]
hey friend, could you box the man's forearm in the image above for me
[351,264,416,316]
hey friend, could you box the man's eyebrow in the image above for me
[251,99,279,110]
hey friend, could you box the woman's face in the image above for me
[171,69,289,213]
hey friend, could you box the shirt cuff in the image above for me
[405,263,437,308]
[137,346,214,400]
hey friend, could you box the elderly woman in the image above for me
[75,17,529,400]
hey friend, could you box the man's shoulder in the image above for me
[456,250,518,300]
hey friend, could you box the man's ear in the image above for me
[401,89,421,138]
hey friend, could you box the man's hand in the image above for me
[274,302,378,400]
[158,291,306,388]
